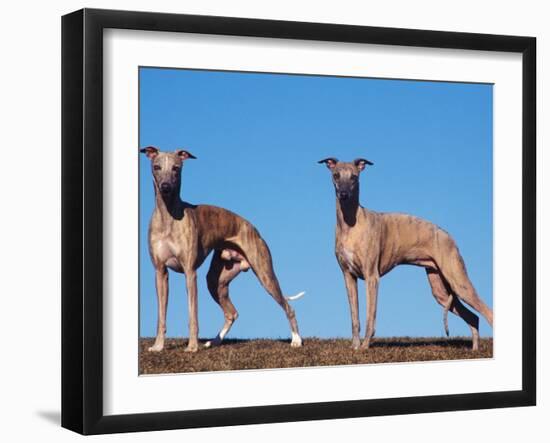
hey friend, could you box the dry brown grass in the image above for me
[139,337,492,375]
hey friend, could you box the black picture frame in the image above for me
[61,8,536,435]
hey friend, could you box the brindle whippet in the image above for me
[318,157,493,351]
[141,146,304,352]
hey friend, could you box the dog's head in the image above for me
[140,146,196,197]
[318,157,373,201]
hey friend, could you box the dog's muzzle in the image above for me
[160,182,172,194]
[338,191,350,200]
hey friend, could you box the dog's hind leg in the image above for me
[426,268,480,350]
[205,250,241,348]
[451,297,481,351]
[439,246,493,329]
[259,273,302,347]
[244,236,302,347]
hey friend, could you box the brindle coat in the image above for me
[141,147,302,352]
[319,157,493,350]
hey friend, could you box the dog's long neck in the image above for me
[336,191,361,229]
[154,185,185,221]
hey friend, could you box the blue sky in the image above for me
[139,67,493,340]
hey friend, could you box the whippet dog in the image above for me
[318,157,493,351]
[141,146,304,352]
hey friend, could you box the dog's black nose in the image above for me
[339,191,349,200]
[160,183,172,193]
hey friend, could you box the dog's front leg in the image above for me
[343,272,360,349]
[185,270,199,352]
[149,267,168,352]
[362,277,379,349]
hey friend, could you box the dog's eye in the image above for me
[333,173,340,180]
[172,165,180,172]
[153,165,161,171]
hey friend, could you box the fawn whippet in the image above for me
[141,146,304,352]
[318,157,493,350]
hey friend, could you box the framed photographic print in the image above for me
[61,8,536,435]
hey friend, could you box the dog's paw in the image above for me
[351,338,361,350]
[204,338,222,348]
[360,339,372,350]
[290,334,303,347]
[148,343,164,352]
[184,343,199,353]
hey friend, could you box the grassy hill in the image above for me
[139,337,492,375]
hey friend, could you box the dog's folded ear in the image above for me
[140,146,159,159]
[175,149,197,160]
[318,157,339,169]
[354,158,374,171]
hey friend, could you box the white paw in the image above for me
[290,332,302,347]
[204,338,222,348]
[290,335,303,347]
[148,343,164,352]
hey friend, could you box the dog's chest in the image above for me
[152,237,184,273]
[336,246,362,277]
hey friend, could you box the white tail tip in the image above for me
[286,291,306,301]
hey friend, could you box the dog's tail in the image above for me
[286,291,306,301]
[443,294,453,337]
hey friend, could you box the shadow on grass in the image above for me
[370,339,475,348]
[150,337,480,350]
[201,338,477,348]
[156,338,292,350]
